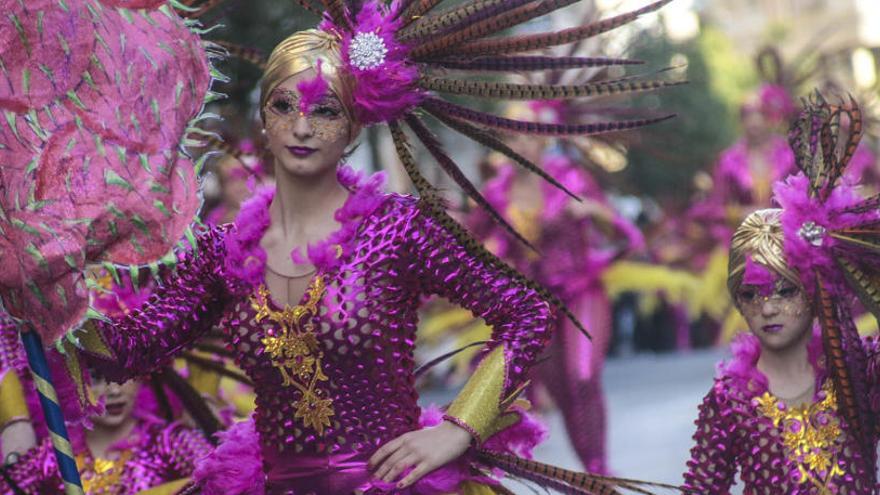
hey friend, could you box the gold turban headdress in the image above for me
[727,208,802,299]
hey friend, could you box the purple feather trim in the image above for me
[225,167,386,288]
[743,256,776,297]
[224,186,274,291]
[718,324,825,395]
[774,172,880,294]
[297,59,329,115]
[291,166,388,273]
[323,0,425,125]
[193,417,265,495]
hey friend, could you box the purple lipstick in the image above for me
[762,324,783,334]
[287,145,316,158]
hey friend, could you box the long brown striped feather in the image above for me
[398,0,447,28]
[426,55,642,72]
[399,0,518,42]
[419,76,684,100]
[421,106,580,200]
[214,41,267,70]
[824,98,863,199]
[479,452,683,494]
[839,194,880,214]
[836,257,880,323]
[403,113,537,251]
[411,0,576,58]
[447,0,672,56]
[829,230,880,255]
[818,109,839,195]
[388,119,591,340]
[321,0,351,31]
[815,279,863,442]
[421,97,676,136]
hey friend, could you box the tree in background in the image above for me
[620,24,751,203]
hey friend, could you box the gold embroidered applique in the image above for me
[77,450,132,494]
[251,277,334,435]
[755,381,844,492]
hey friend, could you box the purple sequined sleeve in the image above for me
[80,227,230,382]
[402,202,554,440]
[682,384,737,494]
[865,336,880,413]
[1,440,59,493]
[158,423,213,479]
[0,314,26,378]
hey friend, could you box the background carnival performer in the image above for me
[463,100,644,474]
[683,93,880,493]
[1,272,223,495]
[0,373,213,495]
[67,0,684,493]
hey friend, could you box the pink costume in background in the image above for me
[688,136,795,247]
[0,417,211,494]
[470,154,643,474]
[683,331,880,493]
[79,168,555,494]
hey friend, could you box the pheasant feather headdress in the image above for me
[217,0,681,337]
[771,91,880,464]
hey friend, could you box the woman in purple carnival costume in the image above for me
[67,0,685,493]
[0,373,213,495]
[468,101,644,475]
[683,93,880,494]
[0,273,214,495]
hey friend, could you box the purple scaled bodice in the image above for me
[683,335,880,494]
[84,192,553,488]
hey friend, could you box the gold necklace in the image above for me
[264,263,317,279]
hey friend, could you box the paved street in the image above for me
[420,348,733,493]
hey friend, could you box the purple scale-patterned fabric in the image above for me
[85,194,553,490]
[682,336,880,494]
[0,420,211,494]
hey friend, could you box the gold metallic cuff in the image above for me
[445,345,508,444]
[0,371,30,427]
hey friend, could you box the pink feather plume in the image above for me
[297,59,329,116]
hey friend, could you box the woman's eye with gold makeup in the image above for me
[778,285,799,298]
[312,104,342,118]
[737,288,758,302]
[269,94,297,115]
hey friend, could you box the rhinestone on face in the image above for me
[798,221,826,247]
[349,32,388,70]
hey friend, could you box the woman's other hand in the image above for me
[368,420,472,488]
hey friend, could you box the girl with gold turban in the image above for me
[683,93,880,493]
[65,0,683,492]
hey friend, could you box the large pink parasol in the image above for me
[0,0,211,342]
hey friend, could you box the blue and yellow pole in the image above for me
[19,329,85,495]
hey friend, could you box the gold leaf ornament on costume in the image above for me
[754,380,845,492]
[251,276,334,435]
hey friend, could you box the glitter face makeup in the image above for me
[735,265,814,352]
[263,88,349,144]
[735,279,806,319]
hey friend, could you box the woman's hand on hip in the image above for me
[368,419,473,488]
